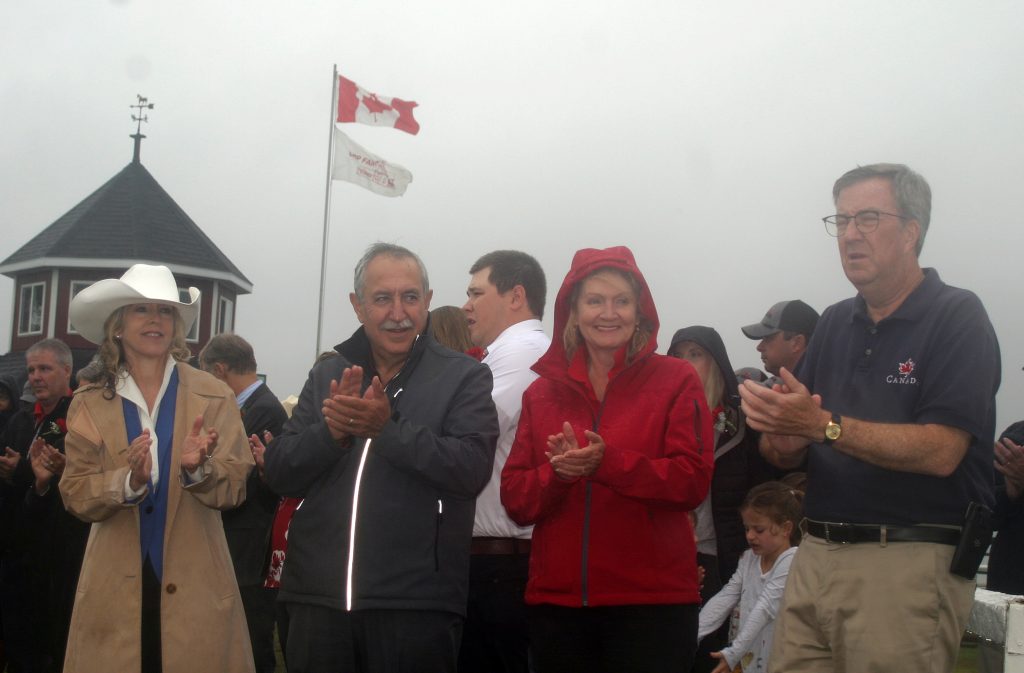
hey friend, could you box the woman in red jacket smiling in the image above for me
[501,246,714,673]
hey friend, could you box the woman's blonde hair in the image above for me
[701,354,725,409]
[95,305,192,397]
[562,267,652,363]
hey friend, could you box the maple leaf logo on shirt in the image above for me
[897,358,915,375]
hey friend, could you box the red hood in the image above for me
[533,245,660,380]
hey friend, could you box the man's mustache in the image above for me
[381,319,414,330]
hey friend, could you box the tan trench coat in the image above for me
[59,363,256,673]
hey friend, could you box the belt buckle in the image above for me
[824,522,850,545]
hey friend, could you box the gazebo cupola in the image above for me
[0,96,251,367]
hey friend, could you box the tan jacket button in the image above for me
[165,583,177,594]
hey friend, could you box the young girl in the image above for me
[697,479,804,673]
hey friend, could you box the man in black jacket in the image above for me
[264,243,499,673]
[200,333,287,673]
[0,338,79,672]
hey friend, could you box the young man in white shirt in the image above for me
[460,250,549,673]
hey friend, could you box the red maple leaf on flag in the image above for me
[362,94,393,115]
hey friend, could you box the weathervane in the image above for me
[129,94,155,163]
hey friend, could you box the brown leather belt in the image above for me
[806,519,960,546]
[470,537,531,555]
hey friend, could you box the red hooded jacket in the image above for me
[501,246,714,607]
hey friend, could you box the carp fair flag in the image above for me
[337,75,420,135]
[331,128,412,197]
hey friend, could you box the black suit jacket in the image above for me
[221,382,288,586]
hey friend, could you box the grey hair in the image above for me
[832,163,931,256]
[199,333,258,374]
[353,242,430,300]
[26,338,73,369]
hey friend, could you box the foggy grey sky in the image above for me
[1,1,1022,431]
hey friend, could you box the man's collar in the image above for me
[852,267,941,324]
[33,389,72,424]
[336,326,428,384]
[334,327,371,368]
[484,318,544,353]
[236,379,264,408]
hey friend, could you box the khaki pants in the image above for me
[769,534,975,673]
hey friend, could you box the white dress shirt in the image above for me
[473,318,550,538]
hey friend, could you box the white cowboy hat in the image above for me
[69,264,200,345]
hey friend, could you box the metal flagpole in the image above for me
[315,64,339,357]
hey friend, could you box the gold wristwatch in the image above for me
[824,413,842,444]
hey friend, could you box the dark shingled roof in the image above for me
[0,161,250,292]
[0,353,27,397]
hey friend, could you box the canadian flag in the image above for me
[337,75,420,136]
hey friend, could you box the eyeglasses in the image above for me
[822,210,909,237]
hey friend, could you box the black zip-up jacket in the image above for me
[669,326,779,582]
[0,396,72,555]
[263,328,498,616]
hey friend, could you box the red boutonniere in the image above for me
[465,347,486,362]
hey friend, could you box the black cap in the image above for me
[1002,421,1024,445]
[741,300,819,340]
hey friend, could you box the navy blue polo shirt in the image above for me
[797,268,1000,526]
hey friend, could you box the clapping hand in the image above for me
[546,422,605,481]
[249,430,273,476]
[323,367,391,440]
[322,366,363,441]
[995,435,1024,500]
[180,415,215,472]
[127,429,153,492]
[0,446,21,482]
[28,437,65,493]
[739,368,823,439]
